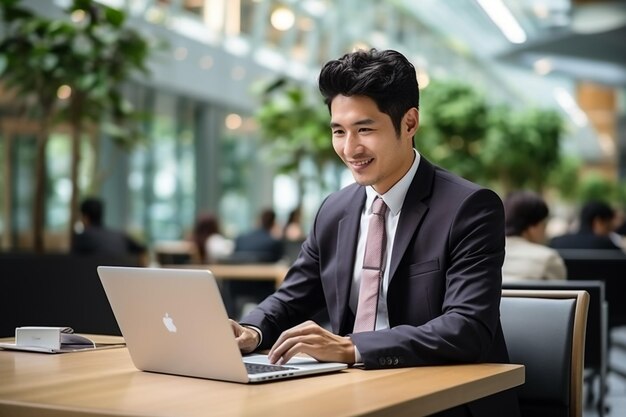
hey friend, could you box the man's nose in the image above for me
[343,131,361,156]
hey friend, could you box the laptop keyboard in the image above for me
[245,362,297,374]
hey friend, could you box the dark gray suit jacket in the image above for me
[242,158,519,416]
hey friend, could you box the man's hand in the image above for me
[230,319,260,354]
[268,320,355,365]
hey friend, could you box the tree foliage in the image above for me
[418,80,489,183]
[255,78,337,202]
[419,79,565,194]
[0,0,151,251]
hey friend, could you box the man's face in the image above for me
[330,95,418,194]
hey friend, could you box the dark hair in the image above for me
[260,209,276,231]
[580,200,614,232]
[80,197,104,226]
[318,49,419,136]
[193,213,221,261]
[503,191,549,236]
[286,206,301,224]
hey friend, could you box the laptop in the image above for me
[97,266,347,383]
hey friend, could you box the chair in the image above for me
[500,289,589,417]
[502,281,607,415]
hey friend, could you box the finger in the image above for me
[268,321,320,357]
[229,319,243,337]
[273,335,321,365]
[270,333,323,364]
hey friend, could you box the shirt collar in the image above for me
[365,149,421,216]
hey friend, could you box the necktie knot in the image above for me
[372,197,387,216]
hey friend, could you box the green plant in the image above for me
[0,0,151,251]
[418,79,490,183]
[255,77,337,204]
[482,106,564,193]
[547,155,582,201]
[577,172,619,203]
[419,79,565,194]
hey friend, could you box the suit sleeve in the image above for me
[350,189,506,368]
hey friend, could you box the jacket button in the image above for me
[393,357,399,365]
[386,357,393,365]
[379,357,386,366]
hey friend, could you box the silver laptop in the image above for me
[97,266,347,383]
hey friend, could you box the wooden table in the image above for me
[163,263,290,288]
[0,336,524,417]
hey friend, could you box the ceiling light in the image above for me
[553,87,588,127]
[225,113,243,130]
[271,7,295,32]
[476,0,527,44]
[533,58,553,75]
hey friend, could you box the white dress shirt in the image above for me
[350,150,421,329]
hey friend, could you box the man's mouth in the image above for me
[349,158,373,168]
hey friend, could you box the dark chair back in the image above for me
[501,290,589,417]
[557,249,626,328]
[0,253,140,337]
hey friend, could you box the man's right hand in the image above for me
[229,319,260,353]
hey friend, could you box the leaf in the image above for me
[104,6,124,27]
[0,54,7,75]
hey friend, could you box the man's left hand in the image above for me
[267,320,355,365]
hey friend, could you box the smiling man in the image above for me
[231,49,520,417]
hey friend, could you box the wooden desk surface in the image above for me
[163,263,290,287]
[0,336,524,417]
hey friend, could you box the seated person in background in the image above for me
[233,209,284,263]
[71,197,146,262]
[282,206,305,242]
[609,208,626,251]
[192,213,234,263]
[549,200,621,250]
[227,209,285,318]
[502,191,566,281]
[282,206,306,264]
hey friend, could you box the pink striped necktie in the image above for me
[353,196,388,333]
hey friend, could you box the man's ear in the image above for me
[403,108,419,136]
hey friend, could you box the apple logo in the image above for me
[162,313,177,333]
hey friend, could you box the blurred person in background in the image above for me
[502,191,566,281]
[549,200,621,250]
[227,208,285,318]
[609,207,626,251]
[282,206,305,242]
[234,208,284,263]
[72,197,146,262]
[192,213,234,263]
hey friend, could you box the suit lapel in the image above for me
[334,187,365,334]
[388,157,435,281]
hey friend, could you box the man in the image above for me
[71,197,146,260]
[231,49,519,416]
[550,200,621,250]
